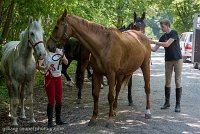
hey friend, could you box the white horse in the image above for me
[1,17,46,126]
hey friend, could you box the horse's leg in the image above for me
[88,72,101,126]
[26,82,36,123]
[10,80,20,126]
[6,79,12,117]
[20,85,26,119]
[62,60,74,87]
[106,72,116,128]
[61,62,71,81]
[113,75,124,115]
[75,59,89,103]
[86,65,92,80]
[114,75,132,112]
[128,76,133,106]
[141,60,151,119]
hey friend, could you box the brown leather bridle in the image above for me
[49,17,68,47]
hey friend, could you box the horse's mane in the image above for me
[20,30,26,41]
[68,15,120,37]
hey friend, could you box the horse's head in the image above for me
[28,17,46,59]
[128,12,146,33]
[46,9,72,51]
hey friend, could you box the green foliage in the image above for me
[67,61,77,75]
[0,0,200,86]
[172,0,200,34]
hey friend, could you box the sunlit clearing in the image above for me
[118,110,131,113]
[153,116,164,119]
[116,120,146,126]
[98,130,114,134]
[166,119,182,123]
[38,118,48,123]
[69,120,90,126]
[126,120,134,123]
[121,126,130,129]
[182,131,194,134]
[36,110,46,114]
[186,123,200,128]
[151,74,165,77]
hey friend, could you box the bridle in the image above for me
[27,27,43,49]
[49,17,69,47]
[132,21,145,33]
[27,26,45,75]
[48,17,68,69]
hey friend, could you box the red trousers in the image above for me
[45,74,63,106]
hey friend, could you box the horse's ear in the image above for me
[29,16,33,24]
[62,9,67,18]
[38,16,42,24]
[141,12,145,20]
[133,12,137,20]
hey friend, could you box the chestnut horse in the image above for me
[46,10,151,127]
[70,12,146,105]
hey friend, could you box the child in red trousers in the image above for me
[38,46,68,128]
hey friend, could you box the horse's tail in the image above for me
[121,75,132,90]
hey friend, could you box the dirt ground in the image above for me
[1,49,200,134]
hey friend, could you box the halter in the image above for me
[133,21,145,33]
[49,17,68,47]
[27,26,44,75]
[27,27,43,49]
[48,17,68,70]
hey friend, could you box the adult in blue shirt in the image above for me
[150,19,183,112]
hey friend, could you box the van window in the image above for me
[189,34,193,42]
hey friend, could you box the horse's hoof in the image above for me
[30,118,36,123]
[105,121,115,128]
[128,102,133,106]
[84,78,90,82]
[66,81,74,87]
[76,99,82,104]
[88,119,96,126]
[11,122,18,127]
[20,115,27,119]
[113,111,117,117]
[145,113,151,119]
[8,113,12,117]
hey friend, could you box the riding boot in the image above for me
[47,104,54,128]
[161,86,171,109]
[55,104,67,125]
[175,87,182,112]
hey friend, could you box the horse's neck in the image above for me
[68,16,105,58]
[18,33,33,62]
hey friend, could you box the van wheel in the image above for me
[193,62,199,69]
[183,57,187,63]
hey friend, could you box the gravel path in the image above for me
[1,49,200,134]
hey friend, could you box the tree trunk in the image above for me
[0,0,4,26]
[0,0,15,44]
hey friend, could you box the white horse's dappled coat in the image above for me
[1,17,46,126]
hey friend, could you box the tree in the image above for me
[172,0,200,33]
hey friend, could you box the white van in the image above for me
[179,32,193,62]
